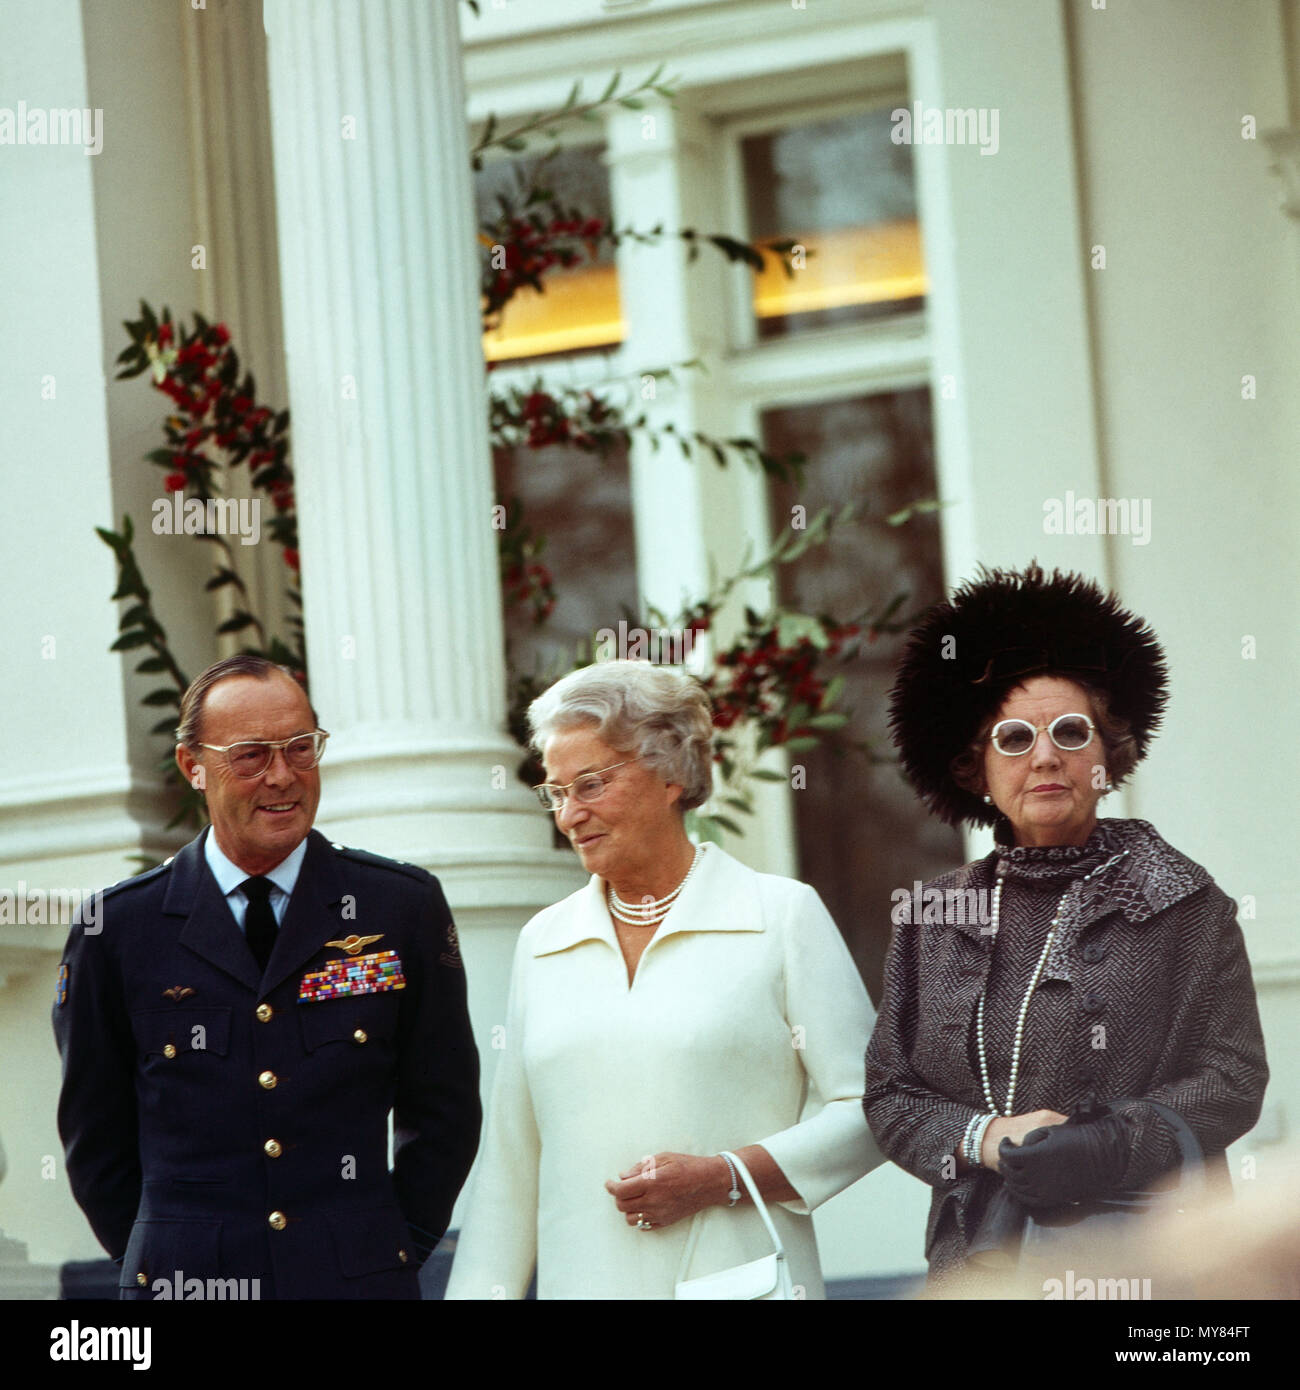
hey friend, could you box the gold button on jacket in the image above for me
[352,1028,368,1045]
[258,1070,277,1090]
[162,1043,177,1059]
[255,1003,273,1022]
[268,1211,287,1231]
[264,1138,283,1158]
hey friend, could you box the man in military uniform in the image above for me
[53,655,481,1299]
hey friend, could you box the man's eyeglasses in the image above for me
[988,714,1095,757]
[534,760,632,811]
[199,730,330,779]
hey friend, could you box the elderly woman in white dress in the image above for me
[445,659,883,1299]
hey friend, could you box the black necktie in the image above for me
[241,876,277,972]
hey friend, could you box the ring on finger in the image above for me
[635,1214,653,1231]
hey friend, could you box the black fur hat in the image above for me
[888,563,1168,826]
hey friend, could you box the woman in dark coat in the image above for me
[864,564,1268,1293]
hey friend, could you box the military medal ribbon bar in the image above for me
[299,949,406,1002]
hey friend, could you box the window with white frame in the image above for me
[716,84,961,997]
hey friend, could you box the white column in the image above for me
[261,0,573,906]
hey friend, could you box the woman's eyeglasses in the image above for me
[988,714,1095,757]
[534,761,632,811]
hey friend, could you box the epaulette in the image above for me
[100,859,173,901]
[329,842,431,884]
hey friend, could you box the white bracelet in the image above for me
[969,1112,998,1168]
[718,1151,742,1206]
[961,1113,983,1168]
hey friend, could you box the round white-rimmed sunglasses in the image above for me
[988,713,1095,757]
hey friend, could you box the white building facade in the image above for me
[1,0,1297,1291]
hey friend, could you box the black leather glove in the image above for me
[998,1110,1131,1207]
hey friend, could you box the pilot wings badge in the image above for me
[325,934,383,956]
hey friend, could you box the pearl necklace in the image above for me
[607,845,704,927]
[976,849,1129,1117]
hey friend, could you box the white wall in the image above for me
[0,0,146,1268]
[1070,0,1300,1173]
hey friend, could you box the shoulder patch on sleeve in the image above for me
[440,919,463,969]
[55,961,69,1008]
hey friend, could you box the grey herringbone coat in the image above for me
[863,818,1268,1280]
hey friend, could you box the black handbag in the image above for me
[969,1098,1203,1290]
[1019,1097,1203,1294]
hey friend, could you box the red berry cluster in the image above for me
[128,310,298,575]
[495,493,558,627]
[710,621,859,750]
[503,560,556,624]
[481,212,606,321]
[498,386,618,453]
[153,320,234,422]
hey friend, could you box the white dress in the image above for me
[444,843,883,1299]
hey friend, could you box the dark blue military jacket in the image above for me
[53,828,481,1299]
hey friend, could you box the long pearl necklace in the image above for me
[976,849,1129,1117]
[607,845,704,927]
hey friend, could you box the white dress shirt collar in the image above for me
[204,827,308,925]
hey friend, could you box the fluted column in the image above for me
[262,0,570,903]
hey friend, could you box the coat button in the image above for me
[258,1070,278,1090]
[136,1272,147,1286]
[163,1043,178,1059]
[268,1211,287,1231]
[255,1003,273,1023]
[398,1248,408,1264]
[264,1138,283,1158]
[352,1029,368,1045]
[1082,941,1106,964]
[1081,991,1105,1014]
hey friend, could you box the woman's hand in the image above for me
[605,1152,731,1230]
[982,1110,1068,1170]
[998,1109,1131,1206]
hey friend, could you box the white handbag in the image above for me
[674,1150,795,1300]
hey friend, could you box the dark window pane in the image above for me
[742,108,926,338]
[763,389,959,1000]
[494,437,638,691]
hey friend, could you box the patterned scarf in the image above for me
[993,817,1129,886]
